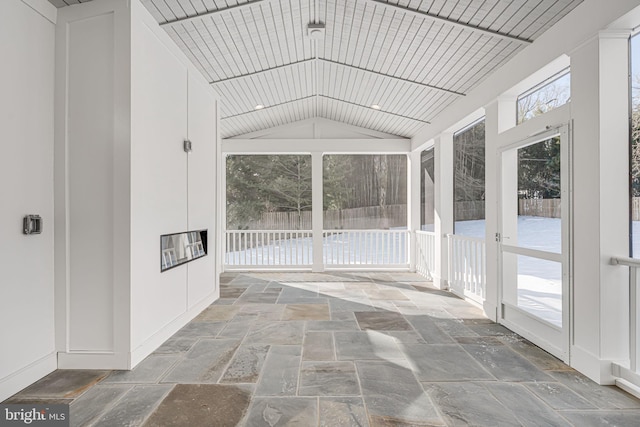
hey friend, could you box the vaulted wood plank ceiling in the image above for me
[49,0,583,138]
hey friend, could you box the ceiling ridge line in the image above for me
[364,0,533,45]
[222,92,432,124]
[317,95,431,124]
[210,57,464,97]
[160,0,275,28]
[221,95,317,120]
[319,58,465,97]
[210,58,316,84]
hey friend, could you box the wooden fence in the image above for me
[239,205,408,230]
[632,198,640,221]
[519,198,561,218]
[453,199,562,221]
[231,198,566,231]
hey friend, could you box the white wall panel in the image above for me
[0,0,56,402]
[67,12,116,351]
[187,72,218,307]
[130,17,189,349]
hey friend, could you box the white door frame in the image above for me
[497,124,572,362]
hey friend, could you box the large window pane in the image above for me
[517,69,570,124]
[421,149,435,231]
[454,119,485,237]
[517,137,562,254]
[323,155,407,229]
[632,34,640,257]
[226,155,312,230]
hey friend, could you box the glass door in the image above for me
[498,126,570,361]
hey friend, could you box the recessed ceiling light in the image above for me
[255,104,265,110]
[371,104,381,110]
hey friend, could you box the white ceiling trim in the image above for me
[228,117,406,139]
[222,138,412,154]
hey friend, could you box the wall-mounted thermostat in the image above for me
[23,215,42,235]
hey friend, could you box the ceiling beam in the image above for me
[211,57,464,96]
[160,0,274,28]
[364,0,533,45]
[319,59,464,97]
[222,94,431,124]
[221,95,316,120]
[222,139,412,154]
[210,58,315,84]
[319,95,430,124]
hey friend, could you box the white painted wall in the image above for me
[55,0,220,370]
[67,11,116,352]
[0,0,57,402]
[186,74,218,308]
[130,5,189,353]
[55,0,133,369]
[570,32,631,383]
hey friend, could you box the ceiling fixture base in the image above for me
[307,23,325,40]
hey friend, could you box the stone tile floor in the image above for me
[5,272,640,426]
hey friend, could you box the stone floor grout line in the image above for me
[456,337,500,382]
[82,383,137,427]
[296,318,307,397]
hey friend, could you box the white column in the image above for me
[312,152,324,272]
[408,151,422,271]
[571,30,630,384]
[484,98,516,321]
[434,133,454,289]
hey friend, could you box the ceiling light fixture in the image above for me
[307,23,325,40]
[371,104,381,110]
[254,104,265,110]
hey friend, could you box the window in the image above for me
[454,119,485,237]
[323,155,407,229]
[421,149,435,231]
[631,34,640,257]
[226,155,312,230]
[517,69,571,124]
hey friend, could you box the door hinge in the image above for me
[495,232,501,243]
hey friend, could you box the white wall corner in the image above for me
[21,0,57,24]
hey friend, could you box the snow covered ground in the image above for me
[456,217,562,326]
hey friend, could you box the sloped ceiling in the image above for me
[49,0,583,138]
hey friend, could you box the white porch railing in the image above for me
[610,256,640,397]
[224,229,410,269]
[323,229,410,268]
[415,231,436,279]
[447,234,486,304]
[225,230,313,267]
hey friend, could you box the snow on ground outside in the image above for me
[456,218,640,327]
[456,217,562,327]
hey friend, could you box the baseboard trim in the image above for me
[570,345,616,384]
[482,300,498,322]
[130,290,219,368]
[57,351,129,370]
[0,353,57,402]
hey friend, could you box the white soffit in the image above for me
[49,0,584,139]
